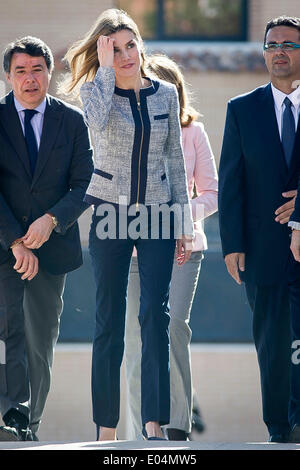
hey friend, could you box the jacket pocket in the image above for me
[94,169,114,180]
[154,114,169,120]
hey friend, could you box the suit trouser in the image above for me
[288,277,300,427]
[0,256,65,433]
[124,251,202,439]
[89,212,176,429]
[245,282,291,435]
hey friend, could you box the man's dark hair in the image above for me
[3,36,54,73]
[264,16,300,44]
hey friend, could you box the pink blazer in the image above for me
[182,121,218,251]
[132,121,218,254]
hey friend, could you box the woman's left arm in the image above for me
[191,123,218,222]
[165,86,194,264]
[165,86,194,238]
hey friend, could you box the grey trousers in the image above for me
[124,251,202,438]
[0,257,65,433]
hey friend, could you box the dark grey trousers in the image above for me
[0,257,65,433]
[125,251,203,438]
[245,282,291,436]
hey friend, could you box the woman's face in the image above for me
[109,29,142,81]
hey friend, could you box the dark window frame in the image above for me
[150,0,249,42]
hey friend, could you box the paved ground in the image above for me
[0,440,299,450]
[27,343,267,443]
[1,343,295,452]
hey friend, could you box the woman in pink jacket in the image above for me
[124,54,218,440]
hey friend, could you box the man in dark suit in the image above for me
[0,36,93,441]
[219,16,300,443]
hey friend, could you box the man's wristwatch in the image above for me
[46,213,58,228]
[10,238,23,250]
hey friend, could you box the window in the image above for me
[116,0,248,41]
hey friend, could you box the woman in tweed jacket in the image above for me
[124,55,218,441]
[61,9,193,441]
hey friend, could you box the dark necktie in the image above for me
[24,109,38,175]
[282,97,296,167]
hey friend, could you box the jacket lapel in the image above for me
[31,95,63,186]
[0,91,32,178]
[286,116,300,187]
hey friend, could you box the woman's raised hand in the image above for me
[97,35,115,67]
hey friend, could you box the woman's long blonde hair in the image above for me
[58,8,147,99]
[146,54,200,127]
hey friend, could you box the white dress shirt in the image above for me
[270,84,300,230]
[271,83,300,137]
[14,96,46,149]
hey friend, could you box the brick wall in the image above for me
[0,0,114,85]
[0,0,114,52]
[183,70,269,165]
[0,0,294,175]
[249,0,300,42]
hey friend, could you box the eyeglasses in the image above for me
[264,42,300,52]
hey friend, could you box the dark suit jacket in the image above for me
[0,91,93,275]
[218,83,300,285]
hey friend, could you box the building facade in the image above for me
[0,0,298,165]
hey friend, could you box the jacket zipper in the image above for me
[136,98,144,209]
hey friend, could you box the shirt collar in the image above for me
[271,83,300,111]
[14,95,47,115]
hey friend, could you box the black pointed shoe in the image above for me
[142,426,167,441]
[268,433,289,443]
[289,424,300,443]
[167,428,189,441]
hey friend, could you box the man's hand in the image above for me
[275,190,297,224]
[224,252,245,285]
[176,235,193,266]
[22,214,55,250]
[290,229,300,262]
[11,243,39,280]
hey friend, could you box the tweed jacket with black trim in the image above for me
[80,66,193,236]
